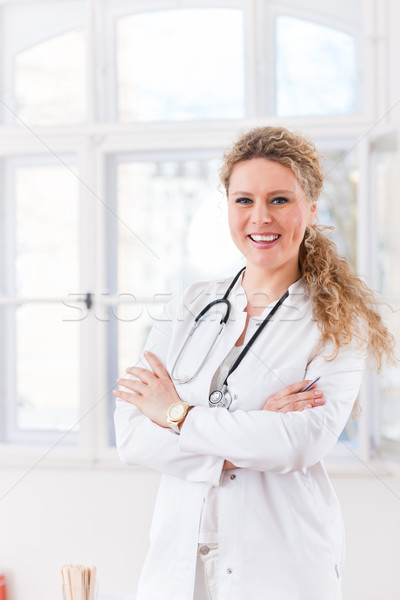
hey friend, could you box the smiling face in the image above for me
[227,158,317,276]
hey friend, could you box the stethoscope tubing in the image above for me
[170,321,224,384]
[170,267,245,384]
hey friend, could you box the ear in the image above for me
[308,202,317,226]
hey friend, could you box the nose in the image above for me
[250,201,272,224]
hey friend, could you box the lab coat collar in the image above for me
[229,270,308,319]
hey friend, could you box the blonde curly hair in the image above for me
[220,126,395,370]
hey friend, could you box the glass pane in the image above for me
[14,303,80,434]
[375,149,400,443]
[319,150,358,267]
[376,150,400,297]
[379,304,400,443]
[116,302,157,373]
[117,9,244,122]
[14,161,79,297]
[15,30,86,125]
[276,16,358,117]
[112,156,240,297]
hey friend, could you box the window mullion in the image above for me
[95,146,117,459]
[244,0,258,118]
[3,158,16,444]
[257,0,277,116]
[77,140,100,460]
[86,0,98,123]
[356,137,377,459]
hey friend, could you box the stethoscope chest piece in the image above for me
[209,384,232,409]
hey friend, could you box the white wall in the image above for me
[0,464,399,600]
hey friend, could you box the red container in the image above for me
[0,574,7,600]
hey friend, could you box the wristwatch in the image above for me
[167,402,192,434]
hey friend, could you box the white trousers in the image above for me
[193,543,219,600]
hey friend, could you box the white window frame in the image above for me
[367,128,400,460]
[0,0,397,473]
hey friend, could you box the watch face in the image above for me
[169,403,185,421]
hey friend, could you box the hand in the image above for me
[263,379,324,413]
[113,351,181,428]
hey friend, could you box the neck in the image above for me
[241,263,300,312]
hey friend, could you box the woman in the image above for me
[113,127,394,600]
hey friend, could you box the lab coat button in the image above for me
[230,474,236,480]
[199,545,210,556]
[227,568,233,574]
[233,394,238,400]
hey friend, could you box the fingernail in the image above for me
[305,404,313,409]
[315,397,325,403]
[314,391,323,396]
[144,350,149,355]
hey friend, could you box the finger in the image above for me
[143,351,169,379]
[279,401,317,413]
[293,390,324,403]
[113,389,143,407]
[125,366,154,384]
[267,390,324,412]
[272,379,311,401]
[280,394,325,411]
[116,378,147,395]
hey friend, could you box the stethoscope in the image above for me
[171,267,289,409]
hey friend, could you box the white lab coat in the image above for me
[114,273,367,600]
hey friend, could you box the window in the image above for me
[116,9,245,122]
[15,30,86,126]
[320,150,358,266]
[374,145,400,449]
[1,0,389,465]
[275,16,359,117]
[1,0,86,126]
[1,157,81,444]
[105,151,241,444]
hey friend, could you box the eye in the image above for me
[234,197,253,205]
[271,196,289,205]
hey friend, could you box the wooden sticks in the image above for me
[61,565,97,600]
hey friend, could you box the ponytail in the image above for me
[300,225,396,370]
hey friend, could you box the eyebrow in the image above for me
[230,189,295,196]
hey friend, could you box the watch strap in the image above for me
[167,402,193,434]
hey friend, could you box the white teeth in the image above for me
[250,234,279,242]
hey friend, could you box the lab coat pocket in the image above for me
[302,470,345,581]
[234,366,306,411]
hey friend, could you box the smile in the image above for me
[249,234,280,242]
